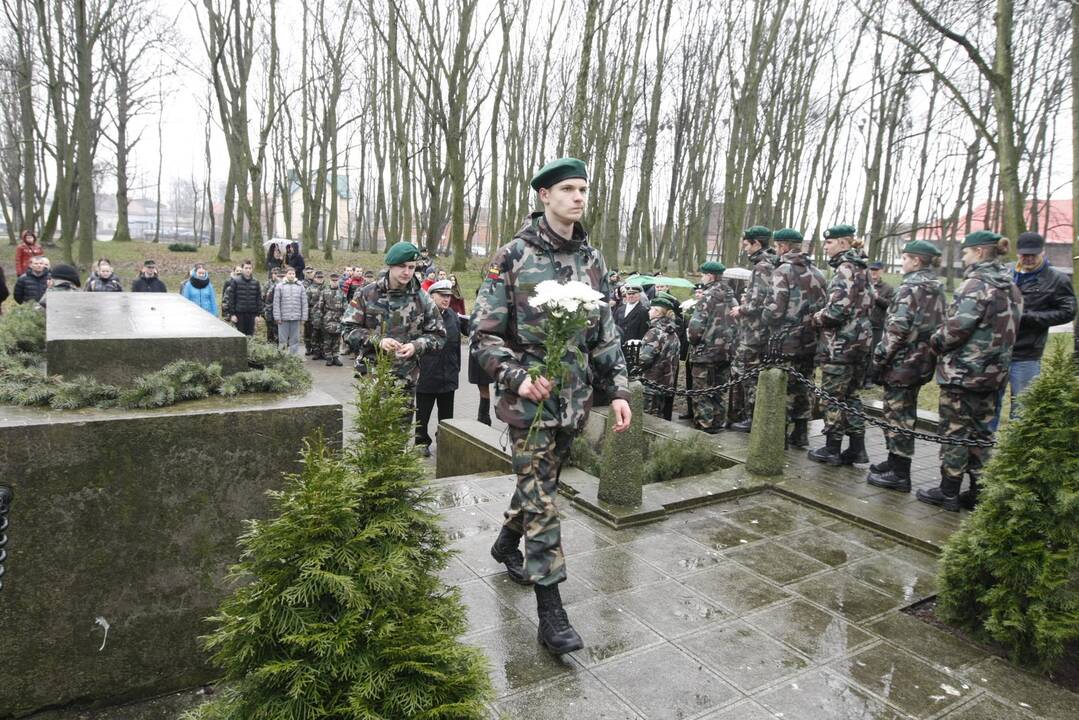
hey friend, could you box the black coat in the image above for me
[132,276,167,293]
[227,275,263,314]
[13,270,49,304]
[417,307,466,394]
[0,266,8,309]
[614,301,650,344]
[1013,263,1077,361]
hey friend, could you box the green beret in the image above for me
[699,261,726,274]
[961,230,1002,248]
[743,225,772,240]
[530,157,588,191]
[773,228,804,243]
[651,292,679,311]
[902,239,941,257]
[824,224,857,239]
[384,241,421,265]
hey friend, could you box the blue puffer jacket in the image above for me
[181,272,219,316]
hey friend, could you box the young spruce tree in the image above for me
[937,341,1079,669]
[191,352,491,719]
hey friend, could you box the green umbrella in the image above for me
[649,275,696,289]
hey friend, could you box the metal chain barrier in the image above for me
[0,485,11,592]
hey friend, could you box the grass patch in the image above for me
[570,432,717,484]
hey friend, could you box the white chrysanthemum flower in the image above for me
[528,279,565,308]
[680,299,697,310]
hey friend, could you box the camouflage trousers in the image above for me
[820,355,868,435]
[882,384,920,458]
[689,361,731,431]
[265,319,278,343]
[322,329,341,358]
[737,346,765,418]
[644,390,670,418]
[306,323,323,354]
[785,356,816,422]
[503,425,574,587]
[938,387,995,492]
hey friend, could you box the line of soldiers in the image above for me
[255,265,347,365]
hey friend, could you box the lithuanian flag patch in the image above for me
[486,264,501,281]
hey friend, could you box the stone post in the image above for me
[746,368,787,476]
[597,381,645,506]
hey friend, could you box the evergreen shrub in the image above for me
[937,340,1079,669]
[168,242,199,252]
[571,432,717,484]
[188,352,491,719]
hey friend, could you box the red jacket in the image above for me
[15,241,43,276]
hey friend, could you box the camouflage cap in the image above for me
[773,228,804,243]
[961,230,1002,248]
[823,224,857,239]
[384,240,421,265]
[902,239,941,257]
[699,260,726,274]
[530,157,588,191]
[651,292,679,311]
[742,225,772,240]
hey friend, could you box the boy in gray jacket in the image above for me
[273,267,309,355]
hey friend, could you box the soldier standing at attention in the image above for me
[865,260,896,386]
[471,158,632,655]
[320,272,346,366]
[808,224,874,466]
[263,266,283,344]
[687,261,738,433]
[917,231,1022,511]
[340,241,446,421]
[761,228,827,448]
[306,270,326,359]
[865,241,946,493]
[729,226,778,432]
[636,291,682,418]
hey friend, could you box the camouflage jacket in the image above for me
[320,284,346,334]
[638,315,680,389]
[262,281,279,321]
[817,249,874,362]
[687,280,738,363]
[869,279,896,329]
[341,272,446,384]
[930,260,1022,392]
[873,269,945,387]
[307,282,325,323]
[739,248,779,348]
[470,212,631,431]
[762,250,826,358]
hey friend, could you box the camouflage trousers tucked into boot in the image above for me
[938,387,995,490]
[786,356,816,422]
[737,346,765,420]
[689,361,730,431]
[820,356,868,435]
[643,390,671,418]
[322,330,342,362]
[882,384,920,458]
[502,425,574,586]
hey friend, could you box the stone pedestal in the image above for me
[597,381,645,506]
[0,392,341,718]
[46,293,247,385]
[746,368,788,476]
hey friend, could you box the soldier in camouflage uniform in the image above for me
[762,228,826,448]
[320,272,345,366]
[263,267,283,344]
[865,240,946,492]
[729,226,778,431]
[917,231,1022,511]
[808,224,874,465]
[305,270,326,358]
[635,292,681,418]
[687,261,738,433]
[340,241,446,414]
[865,261,896,386]
[472,157,632,655]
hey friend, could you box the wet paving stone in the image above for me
[481,574,598,617]
[467,618,581,696]
[565,598,664,667]
[867,612,987,670]
[614,580,730,638]
[821,520,901,551]
[830,643,975,718]
[941,695,1036,720]
[891,544,940,573]
[697,700,778,720]
[457,580,522,634]
[468,474,517,504]
[593,643,741,720]
[559,517,615,556]
[756,668,907,720]
[674,515,765,550]
[843,556,938,604]
[751,494,838,525]
[571,547,669,594]
[449,529,508,577]
[784,527,876,567]
[683,563,791,615]
[438,505,502,542]
[790,571,899,622]
[746,599,875,662]
[960,657,1079,720]
[724,541,830,584]
[494,675,641,719]
[439,555,477,585]
[724,504,809,536]
[679,620,810,691]
[620,532,724,576]
[427,480,493,510]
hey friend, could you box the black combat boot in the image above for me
[916,473,961,512]
[477,397,492,426]
[839,433,869,465]
[730,419,753,433]
[490,526,529,585]
[869,455,892,474]
[867,454,911,492]
[958,473,980,510]
[535,583,584,655]
[788,420,809,448]
[330,356,343,366]
[808,432,844,465]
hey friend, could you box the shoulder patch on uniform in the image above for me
[486,264,501,281]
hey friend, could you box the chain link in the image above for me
[0,485,11,592]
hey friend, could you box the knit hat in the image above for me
[50,264,80,287]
